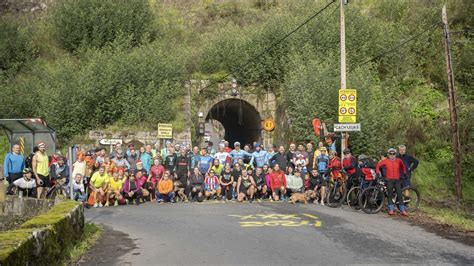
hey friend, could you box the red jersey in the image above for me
[328,157,342,178]
[343,156,357,175]
[269,170,287,190]
[376,158,406,180]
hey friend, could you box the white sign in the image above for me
[334,123,361,132]
[99,139,123,145]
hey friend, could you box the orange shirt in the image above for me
[158,179,173,194]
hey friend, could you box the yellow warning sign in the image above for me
[338,89,357,123]
[262,118,275,132]
[158,123,173,139]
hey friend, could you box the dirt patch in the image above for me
[399,212,474,246]
[78,225,138,265]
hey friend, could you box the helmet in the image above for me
[320,147,327,152]
[23,168,32,174]
[358,154,368,161]
[343,148,351,154]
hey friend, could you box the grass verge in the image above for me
[420,203,474,232]
[62,223,103,264]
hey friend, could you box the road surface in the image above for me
[82,201,473,265]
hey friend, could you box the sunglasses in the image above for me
[388,153,396,155]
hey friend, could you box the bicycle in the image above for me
[358,176,420,214]
[45,177,70,200]
[326,171,346,208]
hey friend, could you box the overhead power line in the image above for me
[198,0,337,94]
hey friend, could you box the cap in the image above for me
[234,142,241,146]
[254,143,261,148]
[37,142,46,148]
[387,148,397,154]
[343,148,351,154]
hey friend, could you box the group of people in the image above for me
[2,136,418,215]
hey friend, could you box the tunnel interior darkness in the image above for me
[206,99,262,147]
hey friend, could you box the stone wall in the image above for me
[0,201,84,265]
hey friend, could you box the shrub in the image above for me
[50,0,154,52]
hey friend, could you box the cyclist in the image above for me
[220,164,234,200]
[189,167,204,202]
[327,150,342,181]
[237,169,256,202]
[343,148,360,192]
[376,148,408,216]
[251,143,268,168]
[397,144,419,189]
[229,142,253,165]
[4,144,24,195]
[253,167,268,199]
[204,170,221,200]
[269,164,287,201]
[198,148,213,175]
[12,168,36,198]
[315,147,329,206]
[358,155,376,189]
[32,143,50,199]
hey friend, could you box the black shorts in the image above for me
[38,174,51,187]
[239,185,251,195]
[316,178,328,187]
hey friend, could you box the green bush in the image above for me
[50,0,154,52]
[0,18,37,78]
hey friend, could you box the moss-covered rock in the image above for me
[0,200,84,265]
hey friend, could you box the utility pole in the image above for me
[340,0,347,161]
[442,5,462,200]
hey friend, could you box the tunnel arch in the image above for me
[206,99,262,147]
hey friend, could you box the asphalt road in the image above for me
[83,201,473,265]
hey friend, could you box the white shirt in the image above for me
[214,152,230,165]
[13,177,36,189]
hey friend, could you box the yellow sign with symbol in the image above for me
[338,89,357,123]
[157,123,173,139]
[263,118,275,132]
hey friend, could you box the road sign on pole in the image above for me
[158,123,173,139]
[338,89,357,123]
[334,123,361,132]
[99,139,122,145]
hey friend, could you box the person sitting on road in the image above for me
[12,168,36,198]
[156,171,175,203]
[286,169,304,197]
[204,170,221,200]
[107,172,124,206]
[269,164,287,201]
[253,167,268,200]
[237,169,256,203]
[72,173,86,203]
[219,164,234,201]
[189,167,204,202]
[376,148,408,216]
[123,171,143,205]
[90,166,109,208]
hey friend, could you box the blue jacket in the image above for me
[3,152,25,177]
[229,149,253,165]
[251,150,268,168]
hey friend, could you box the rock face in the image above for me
[0,196,55,231]
[0,0,50,14]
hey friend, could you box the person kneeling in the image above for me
[237,170,256,202]
[156,171,175,203]
[123,173,143,205]
[13,168,37,198]
[286,168,303,198]
[204,171,221,200]
[189,167,204,202]
[107,172,124,206]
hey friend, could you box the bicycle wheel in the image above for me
[346,186,361,211]
[46,187,68,200]
[326,181,346,208]
[359,186,385,214]
[401,187,420,212]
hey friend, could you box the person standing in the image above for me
[376,148,408,216]
[4,144,25,195]
[197,148,213,175]
[269,146,288,170]
[229,142,253,165]
[32,143,50,199]
[214,144,230,166]
[397,145,419,188]
[306,142,314,173]
[251,143,268,168]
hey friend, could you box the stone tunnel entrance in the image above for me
[206,99,262,147]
